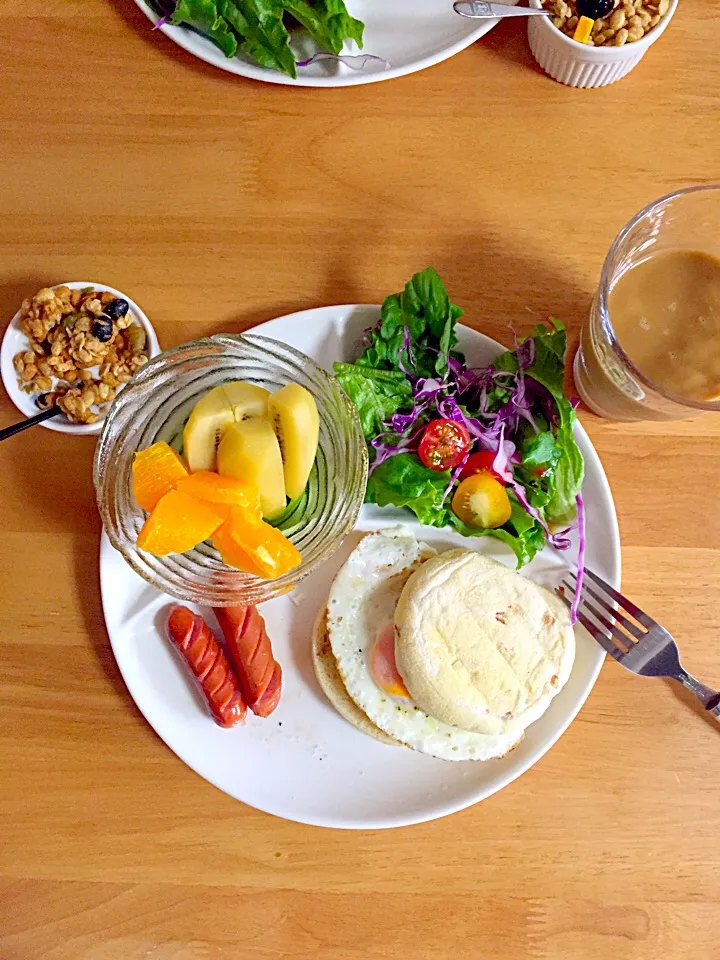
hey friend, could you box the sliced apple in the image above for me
[217,418,286,520]
[267,383,319,501]
[183,381,270,473]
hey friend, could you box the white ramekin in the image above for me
[528,0,678,88]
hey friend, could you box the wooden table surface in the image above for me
[2,1,720,958]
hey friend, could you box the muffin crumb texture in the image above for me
[541,0,669,45]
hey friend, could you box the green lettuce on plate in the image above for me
[335,268,585,570]
[149,0,364,78]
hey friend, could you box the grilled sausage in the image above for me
[166,606,246,728]
[214,605,282,717]
[253,661,282,718]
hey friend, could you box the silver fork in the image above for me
[557,568,720,721]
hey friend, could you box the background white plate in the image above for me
[101,304,620,829]
[135,0,514,87]
[1,282,160,436]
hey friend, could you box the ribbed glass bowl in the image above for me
[94,334,368,606]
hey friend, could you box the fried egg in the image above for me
[326,528,524,762]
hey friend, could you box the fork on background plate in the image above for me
[558,568,720,721]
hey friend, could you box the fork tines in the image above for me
[557,569,650,662]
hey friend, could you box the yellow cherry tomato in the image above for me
[452,473,512,530]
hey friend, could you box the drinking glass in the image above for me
[574,185,720,421]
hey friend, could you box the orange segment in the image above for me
[176,470,261,520]
[132,442,189,512]
[213,505,302,580]
[137,490,223,556]
[213,523,266,577]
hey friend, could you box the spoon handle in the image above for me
[454,1,550,17]
[0,406,62,441]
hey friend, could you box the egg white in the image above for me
[326,527,523,762]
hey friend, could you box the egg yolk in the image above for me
[369,624,411,699]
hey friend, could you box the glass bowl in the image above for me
[94,333,368,606]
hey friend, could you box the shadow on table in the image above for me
[0,275,53,327]
[0,390,141,712]
[209,219,593,348]
[473,17,545,75]
[73,537,146,718]
[0,354,140,715]
[212,258,369,338]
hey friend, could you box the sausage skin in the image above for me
[214,605,282,717]
[167,606,246,728]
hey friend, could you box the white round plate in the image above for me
[100,304,619,829]
[1,282,160,436]
[135,1,514,87]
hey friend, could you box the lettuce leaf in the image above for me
[333,267,463,435]
[157,0,364,76]
[488,319,584,522]
[365,453,451,528]
[545,397,585,523]
[358,267,463,378]
[333,364,412,440]
[283,0,363,55]
[170,0,238,56]
[491,318,567,400]
[366,454,545,566]
[522,430,561,469]
[218,0,297,78]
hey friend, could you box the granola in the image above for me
[13,285,149,425]
[541,0,670,44]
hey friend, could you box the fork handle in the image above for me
[676,670,720,719]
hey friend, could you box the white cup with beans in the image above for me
[528,0,678,88]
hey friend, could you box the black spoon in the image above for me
[0,406,63,441]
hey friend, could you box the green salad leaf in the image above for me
[544,397,585,523]
[171,0,239,56]
[159,0,364,77]
[357,267,464,378]
[334,268,584,568]
[521,430,561,469]
[366,454,546,566]
[333,364,412,440]
[365,454,451,528]
[491,318,566,400]
[523,319,568,400]
[218,0,297,77]
[283,0,363,55]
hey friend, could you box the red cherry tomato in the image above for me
[458,450,505,484]
[418,419,471,472]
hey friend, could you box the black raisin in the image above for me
[577,0,613,17]
[92,317,114,342]
[103,298,129,321]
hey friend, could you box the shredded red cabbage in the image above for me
[570,493,586,624]
[369,324,549,485]
[441,459,467,507]
[296,52,390,71]
[152,0,176,19]
[368,320,583,569]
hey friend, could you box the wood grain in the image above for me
[1,1,719,958]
